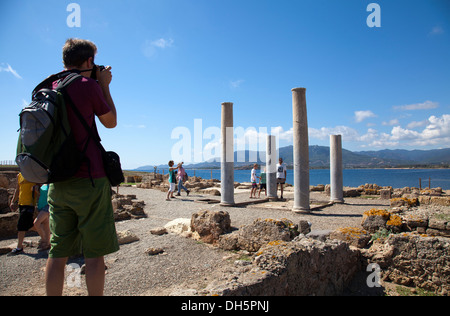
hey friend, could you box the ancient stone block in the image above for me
[361,209,390,233]
[330,227,371,248]
[380,189,391,200]
[218,218,299,252]
[191,210,231,244]
[0,212,19,238]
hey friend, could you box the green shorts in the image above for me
[48,177,119,259]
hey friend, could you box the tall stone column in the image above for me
[266,135,277,200]
[220,102,235,206]
[330,134,344,203]
[292,88,310,212]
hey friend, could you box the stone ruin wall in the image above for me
[186,210,449,296]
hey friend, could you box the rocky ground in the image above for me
[0,186,448,296]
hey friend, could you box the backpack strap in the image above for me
[32,70,81,98]
[57,73,83,90]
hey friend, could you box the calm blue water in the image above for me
[146,168,450,189]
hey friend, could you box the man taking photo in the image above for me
[45,38,119,296]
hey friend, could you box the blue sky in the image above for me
[1,0,449,169]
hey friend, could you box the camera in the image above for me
[90,64,106,80]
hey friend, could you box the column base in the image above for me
[293,207,310,214]
[220,202,235,207]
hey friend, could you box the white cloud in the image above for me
[390,126,420,141]
[393,100,439,111]
[359,114,450,148]
[309,126,360,142]
[142,38,174,58]
[354,110,377,123]
[151,38,174,48]
[421,115,450,140]
[406,120,428,129]
[0,63,22,79]
[429,26,444,36]
[230,79,244,89]
[382,119,400,126]
[359,129,398,148]
[270,126,293,141]
[307,114,450,149]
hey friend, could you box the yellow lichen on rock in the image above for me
[386,214,402,227]
[336,227,369,240]
[364,209,390,218]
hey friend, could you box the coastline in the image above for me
[126,168,450,190]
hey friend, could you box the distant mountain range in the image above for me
[135,146,450,170]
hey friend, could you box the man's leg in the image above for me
[46,257,68,296]
[85,257,105,296]
[17,231,26,250]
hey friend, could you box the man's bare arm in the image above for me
[97,66,117,129]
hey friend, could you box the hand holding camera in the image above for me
[95,65,112,88]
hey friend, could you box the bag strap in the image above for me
[32,70,81,98]
[65,96,105,188]
[58,75,102,187]
[61,85,106,154]
[57,73,83,90]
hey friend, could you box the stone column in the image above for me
[292,88,310,212]
[266,135,277,200]
[220,102,235,206]
[330,135,344,203]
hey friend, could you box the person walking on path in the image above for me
[276,158,287,200]
[45,38,120,296]
[166,160,178,201]
[176,162,190,197]
[8,173,37,255]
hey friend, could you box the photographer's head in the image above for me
[63,38,97,69]
[62,38,111,87]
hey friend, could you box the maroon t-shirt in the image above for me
[53,76,111,179]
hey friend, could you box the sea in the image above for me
[139,168,450,190]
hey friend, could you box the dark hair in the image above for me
[62,38,97,68]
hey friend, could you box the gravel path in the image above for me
[0,186,390,296]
